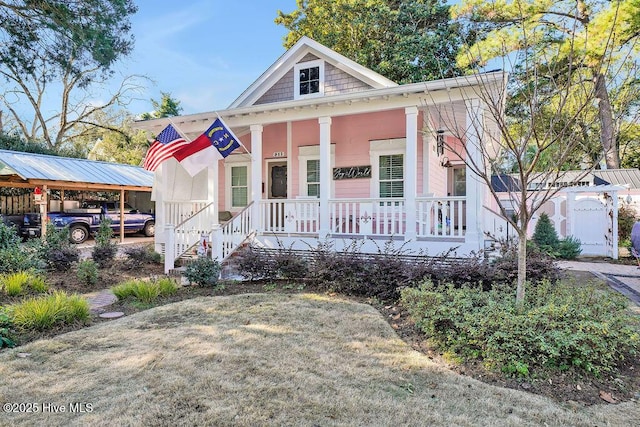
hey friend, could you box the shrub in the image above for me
[557,236,582,260]
[184,257,222,287]
[532,213,559,250]
[77,260,99,286]
[237,246,277,281]
[9,291,90,331]
[618,204,638,247]
[112,278,178,303]
[92,219,117,268]
[122,244,161,269]
[0,310,15,348]
[34,224,79,271]
[0,223,42,274]
[273,246,309,279]
[401,280,640,377]
[0,221,21,250]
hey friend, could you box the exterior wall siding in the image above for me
[324,63,373,95]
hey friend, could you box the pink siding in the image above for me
[218,110,466,211]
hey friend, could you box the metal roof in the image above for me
[0,149,153,189]
[593,169,640,189]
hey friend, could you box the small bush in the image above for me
[401,280,640,378]
[0,311,15,348]
[34,224,79,271]
[92,219,117,268]
[184,257,222,287]
[618,204,638,247]
[0,224,42,274]
[9,291,90,331]
[237,246,277,281]
[112,278,178,304]
[556,236,582,260]
[76,260,99,286]
[122,245,161,269]
[273,246,309,279]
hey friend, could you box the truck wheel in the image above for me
[69,225,89,244]
[143,221,155,237]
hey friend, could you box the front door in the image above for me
[268,162,287,231]
[269,162,287,199]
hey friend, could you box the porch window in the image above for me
[294,60,324,100]
[231,166,248,207]
[379,154,404,198]
[306,159,320,197]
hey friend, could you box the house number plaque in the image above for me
[333,166,372,180]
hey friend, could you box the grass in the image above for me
[0,294,637,426]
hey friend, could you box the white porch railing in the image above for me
[220,202,254,260]
[416,196,466,238]
[258,197,466,239]
[259,199,320,234]
[173,202,217,259]
[165,201,210,229]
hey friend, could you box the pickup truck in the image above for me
[21,201,155,244]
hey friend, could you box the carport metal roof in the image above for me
[0,149,153,192]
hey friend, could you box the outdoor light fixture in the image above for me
[436,130,445,156]
[439,156,452,168]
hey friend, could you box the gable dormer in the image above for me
[229,37,397,109]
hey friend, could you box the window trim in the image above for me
[369,139,406,198]
[224,154,251,211]
[294,59,325,100]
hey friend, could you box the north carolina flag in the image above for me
[142,124,189,171]
[173,118,241,176]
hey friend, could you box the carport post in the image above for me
[119,189,125,243]
[40,184,48,242]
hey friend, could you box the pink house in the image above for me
[135,37,506,272]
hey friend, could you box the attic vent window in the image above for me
[294,59,324,100]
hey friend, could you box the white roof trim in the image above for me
[229,36,398,109]
[134,71,507,136]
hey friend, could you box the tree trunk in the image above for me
[594,72,619,169]
[516,230,527,306]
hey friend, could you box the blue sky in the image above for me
[118,0,296,116]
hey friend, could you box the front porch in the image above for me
[160,194,487,274]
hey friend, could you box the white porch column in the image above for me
[319,116,332,239]
[405,106,418,241]
[250,124,263,233]
[465,98,484,250]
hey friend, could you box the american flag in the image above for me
[142,124,189,171]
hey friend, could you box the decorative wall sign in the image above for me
[273,151,286,158]
[333,166,372,180]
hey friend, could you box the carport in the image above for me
[0,149,153,243]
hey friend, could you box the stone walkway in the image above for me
[83,289,117,313]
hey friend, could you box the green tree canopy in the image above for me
[140,92,183,120]
[276,0,463,83]
[0,0,137,85]
[453,0,640,169]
